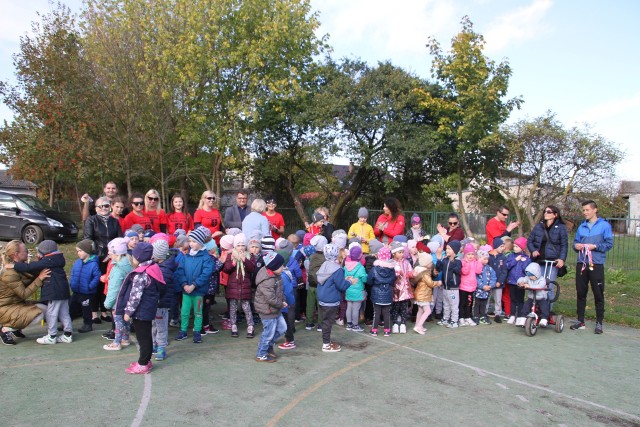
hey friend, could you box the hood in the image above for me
[524,262,542,277]
[317,261,341,285]
[255,266,275,287]
[373,261,396,281]
[134,261,166,285]
[344,260,360,271]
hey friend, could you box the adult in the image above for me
[81,181,122,222]
[241,199,270,240]
[436,213,466,248]
[0,240,50,345]
[527,205,568,281]
[84,196,122,323]
[143,189,167,233]
[111,196,127,234]
[224,190,250,231]
[571,200,613,334]
[123,193,153,231]
[166,193,194,235]
[485,205,520,247]
[373,197,406,244]
[263,195,285,240]
[194,190,224,243]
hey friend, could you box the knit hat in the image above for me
[418,252,433,268]
[248,238,261,249]
[150,233,169,244]
[310,235,328,251]
[295,229,306,243]
[431,234,444,247]
[463,243,476,255]
[411,213,421,225]
[378,246,391,261]
[312,212,324,223]
[303,232,314,246]
[226,228,242,236]
[173,228,186,237]
[204,240,217,252]
[349,244,362,260]
[76,239,94,255]
[513,237,527,250]
[175,234,188,247]
[416,241,430,253]
[392,235,408,243]
[479,244,493,252]
[427,242,440,253]
[233,233,247,248]
[332,232,347,249]
[37,240,58,256]
[323,243,339,262]
[132,242,153,263]
[264,252,285,271]
[448,240,462,254]
[357,207,369,218]
[461,237,474,247]
[407,239,417,249]
[152,240,169,260]
[368,238,384,255]
[220,235,235,251]
[277,239,293,256]
[125,229,138,238]
[492,237,505,249]
[302,245,316,258]
[143,229,155,239]
[476,249,490,260]
[390,241,404,254]
[260,236,276,253]
[348,237,360,247]
[188,226,210,246]
[107,238,128,256]
[131,224,144,234]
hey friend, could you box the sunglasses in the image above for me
[147,197,159,201]
[132,201,144,206]
[500,211,509,216]
[544,210,555,214]
[266,200,276,204]
[206,196,216,200]
[448,221,458,226]
[97,204,111,209]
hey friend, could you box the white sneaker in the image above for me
[459,319,467,327]
[466,318,477,326]
[515,317,526,327]
[447,321,458,328]
[56,334,73,343]
[392,324,399,334]
[335,318,344,326]
[36,335,57,345]
[539,318,548,328]
[507,316,516,325]
[399,324,407,334]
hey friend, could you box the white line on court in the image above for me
[366,335,640,423]
[131,339,153,427]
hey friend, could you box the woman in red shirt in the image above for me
[263,195,285,240]
[194,190,224,242]
[123,193,153,231]
[166,193,194,234]
[374,197,406,244]
[143,189,167,233]
[111,196,127,234]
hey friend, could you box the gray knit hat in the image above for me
[390,241,404,254]
[152,240,169,260]
[37,240,58,256]
[310,235,328,251]
[76,239,94,255]
[357,207,369,218]
[368,239,383,255]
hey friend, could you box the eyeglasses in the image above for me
[499,211,509,216]
[206,197,216,200]
[448,221,458,226]
[132,201,144,206]
[266,201,276,204]
[147,197,159,201]
[544,210,555,214]
[97,204,111,209]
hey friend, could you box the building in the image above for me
[0,170,37,196]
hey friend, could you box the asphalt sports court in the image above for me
[1,307,639,427]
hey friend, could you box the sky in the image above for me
[1,0,639,181]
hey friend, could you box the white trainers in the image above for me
[56,334,73,343]
[447,321,458,328]
[507,316,516,325]
[392,324,399,334]
[515,317,526,327]
[466,318,477,326]
[399,324,407,334]
[539,318,548,328]
[459,319,467,327]
[36,335,57,345]
[335,318,344,326]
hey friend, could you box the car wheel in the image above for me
[22,225,44,245]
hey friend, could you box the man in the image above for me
[571,201,613,334]
[436,213,466,247]
[81,181,122,222]
[485,205,520,248]
[224,190,250,232]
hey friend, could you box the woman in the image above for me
[373,197,406,243]
[194,190,224,242]
[123,193,153,231]
[241,198,270,240]
[84,196,122,323]
[144,189,167,233]
[263,195,285,240]
[166,193,194,235]
[527,205,569,282]
[111,196,127,234]
[0,240,50,345]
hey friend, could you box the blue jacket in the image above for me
[367,261,395,305]
[573,217,614,265]
[14,252,69,301]
[281,269,296,313]
[436,257,461,290]
[69,256,101,295]
[317,267,350,305]
[505,252,531,285]
[475,264,496,299]
[287,251,303,284]
[174,249,215,297]
[528,219,569,262]
[488,252,507,286]
[115,262,163,320]
[158,253,178,308]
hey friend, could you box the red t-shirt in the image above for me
[194,208,222,241]
[485,217,506,247]
[112,215,126,235]
[166,211,194,234]
[144,209,167,233]
[123,211,153,231]
[263,211,285,240]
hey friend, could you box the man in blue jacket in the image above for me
[571,201,613,334]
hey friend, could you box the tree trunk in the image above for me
[456,163,472,237]
[331,166,371,226]
[48,175,55,207]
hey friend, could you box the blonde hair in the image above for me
[1,240,25,272]
[198,190,216,210]
[251,198,266,213]
[144,189,162,213]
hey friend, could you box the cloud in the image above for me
[573,94,640,124]
[483,0,553,53]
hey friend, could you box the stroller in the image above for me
[523,260,564,337]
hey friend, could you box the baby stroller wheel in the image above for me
[554,315,564,333]
[525,317,537,337]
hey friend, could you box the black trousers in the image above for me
[133,319,153,366]
[319,305,338,345]
[373,304,391,331]
[576,263,605,323]
[72,293,94,325]
[284,304,296,342]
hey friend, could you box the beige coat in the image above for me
[412,267,436,303]
[0,268,44,329]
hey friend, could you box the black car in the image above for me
[0,191,78,244]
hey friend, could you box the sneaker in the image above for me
[507,316,516,325]
[125,362,152,374]
[231,330,239,338]
[221,319,232,330]
[169,319,180,328]
[203,325,219,334]
[78,324,93,333]
[316,325,322,332]
[436,319,448,326]
[515,317,526,327]
[102,330,115,340]
[175,331,188,341]
[36,335,57,345]
[345,323,353,331]
[479,317,488,325]
[399,324,407,334]
[152,345,158,354]
[92,317,102,324]
[383,329,391,337]
[447,321,459,329]
[193,332,202,343]
[335,318,344,326]
[278,341,297,350]
[322,342,341,352]
[539,318,548,328]
[594,322,603,334]
[155,347,166,360]
[1,331,16,345]
[103,342,122,351]
[351,325,364,332]
[121,340,131,347]
[255,355,276,363]
[484,316,492,325]
[12,330,26,338]
[570,321,586,330]
[246,326,254,339]
[56,334,73,343]
[369,328,378,337]
[466,318,477,326]
[458,319,467,327]
[220,311,230,320]
[305,323,315,331]
[413,327,425,335]
[294,317,303,323]
[494,315,502,324]
[100,314,113,322]
[392,324,399,334]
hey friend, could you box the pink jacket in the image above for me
[460,259,483,292]
[393,258,414,301]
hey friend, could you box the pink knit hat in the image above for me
[378,246,391,261]
[463,243,476,254]
[514,237,528,250]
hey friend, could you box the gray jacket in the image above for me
[253,267,284,319]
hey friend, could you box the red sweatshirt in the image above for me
[374,214,406,243]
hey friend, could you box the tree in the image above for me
[417,16,522,236]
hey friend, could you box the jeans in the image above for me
[257,315,287,357]
[522,298,550,320]
[152,308,169,347]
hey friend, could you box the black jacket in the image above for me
[13,252,70,301]
[84,215,123,259]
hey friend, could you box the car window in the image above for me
[15,195,50,211]
[0,194,17,210]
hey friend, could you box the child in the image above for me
[412,252,438,334]
[305,235,327,331]
[487,239,508,323]
[223,233,257,338]
[12,240,73,344]
[436,240,462,328]
[316,244,352,352]
[202,239,223,335]
[390,242,413,334]
[505,237,531,325]
[459,243,482,326]
[474,250,497,325]
[278,261,297,349]
[69,239,101,333]
[103,238,133,350]
[168,233,187,327]
[517,263,550,327]
[254,253,287,362]
[344,243,367,332]
[405,213,429,243]
[348,207,375,254]
[428,241,444,321]
[117,242,166,374]
[151,238,177,360]
[219,234,235,326]
[367,246,395,336]
[174,226,215,343]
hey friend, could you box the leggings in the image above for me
[229,299,254,328]
[346,301,362,325]
[133,319,153,366]
[373,304,391,331]
[459,290,474,319]
[391,300,409,325]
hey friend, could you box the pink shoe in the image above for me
[125,362,152,374]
